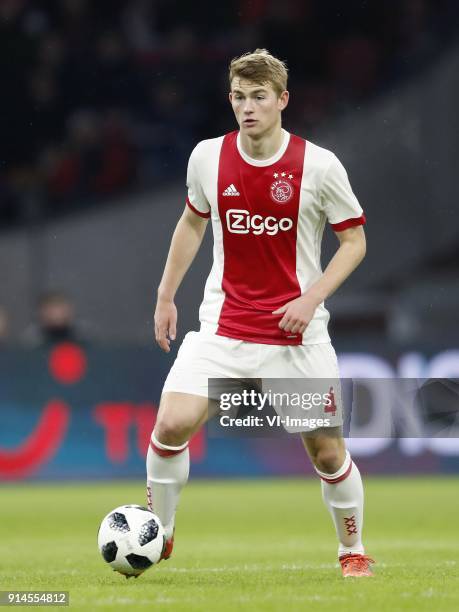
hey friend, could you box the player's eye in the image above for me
[256,96,265,100]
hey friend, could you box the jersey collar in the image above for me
[236,128,290,167]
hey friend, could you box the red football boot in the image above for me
[159,530,175,561]
[339,553,375,577]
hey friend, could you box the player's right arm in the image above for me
[155,205,208,352]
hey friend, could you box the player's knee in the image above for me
[154,415,191,447]
[313,446,344,474]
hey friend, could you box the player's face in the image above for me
[229,78,288,137]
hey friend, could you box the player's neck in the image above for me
[239,124,284,160]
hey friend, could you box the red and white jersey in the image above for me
[185,129,365,346]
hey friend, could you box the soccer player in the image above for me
[147,49,374,577]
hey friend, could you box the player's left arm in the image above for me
[273,226,366,333]
[274,153,366,334]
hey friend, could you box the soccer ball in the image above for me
[97,505,166,577]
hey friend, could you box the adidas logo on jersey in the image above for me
[222,184,240,196]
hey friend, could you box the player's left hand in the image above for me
[272,294,320,334]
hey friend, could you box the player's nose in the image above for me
[242,100,255,113]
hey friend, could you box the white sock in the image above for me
[146,432,190,540]
[314,450,365,557]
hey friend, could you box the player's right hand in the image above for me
[154,298,177,353]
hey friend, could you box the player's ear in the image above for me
[229,91,233,104]
[278,90,289,111]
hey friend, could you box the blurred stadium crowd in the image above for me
[1,0,458,227]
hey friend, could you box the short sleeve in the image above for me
[321,155,366,231]
[185,145,211,219]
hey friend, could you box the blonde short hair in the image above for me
[229,48,288,96]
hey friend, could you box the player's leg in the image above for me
[260,342,373,575]
[301,429,363,554]
[301,428,374,576]
[147,330,252,559]
[146,391,210,549]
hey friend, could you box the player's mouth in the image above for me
[242,119,258,127]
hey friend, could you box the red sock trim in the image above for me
[320,461,353,484]
[146,485,152,511]
[150,439,188,457]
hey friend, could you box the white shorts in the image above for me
[162,331,343,432]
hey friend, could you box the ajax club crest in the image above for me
[270,171,294,204]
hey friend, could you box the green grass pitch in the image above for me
[0,477,458,611]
